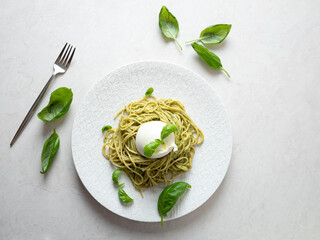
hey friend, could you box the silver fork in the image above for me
[10,43,76,147]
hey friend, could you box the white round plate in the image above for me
[72,61,232,223]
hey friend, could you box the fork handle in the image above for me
[10,74,55,147]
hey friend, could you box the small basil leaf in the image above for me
[40,129,60,174]
[102,125,112,133]
[186,24,231,44]
[158,182,191,226]
[160,124,178,140]
[200,24,231,44]
[118,187,133,203]
[159,6,183,51]
[144,140,162,158]
[145,87,154,97]
[191,43,230,78]
[37,87,73,122]
[112,169,123,186]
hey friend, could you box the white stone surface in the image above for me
[0,0,319,239]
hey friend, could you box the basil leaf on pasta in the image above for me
[155,139,164,144]
[161,124,178,140]
[144,140,162,158]
[145,87,154,97]
[102,125,112,133]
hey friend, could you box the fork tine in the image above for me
[56,43,68,62]
[63,46,73,65]
[66,47,76,68]
[61,44,70,63]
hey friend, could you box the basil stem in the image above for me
[159,6,183,51]
[37,87,73,122]
[160,124,178,140]
[158,182,191,226]
[145,87,154,97]
[102,125,112,133]
[40,129,60,174]
[191,42,230,77]
[186,24,232,44]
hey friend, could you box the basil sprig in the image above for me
[38,87,73,122]
[186,24,232,45]
[112,169,133,203]
[143,123,178,158]
[159,6,183,51]
[161,123,178,140]
[145,87,154,97]
[102,125,112,133]
[40,129,60,174]
[158,182,191,226]
[191,43,230,77]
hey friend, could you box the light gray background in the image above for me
[1,0,319,239]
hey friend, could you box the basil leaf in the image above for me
[112,169,123,186]
[186,24,231,44]
[158,182,191,226]
[40,129,60,174]
[161,123,178,140]
[155,139,165,145]
[102,125,112,133]
[191,43,230,77]
[118,187,133,203]
[145,87,154,97]
[38,87,73,122]
[144,140,162,158]
[159,6,183,51]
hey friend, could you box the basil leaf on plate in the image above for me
[145,87,154,97]
[118,187,133,203]
[158,182,191,226]
[161,123,178,140]
[144,139,163,158]
[112,169,123,186]
[40,129,60,174]
[102,125,112,133]
[191,43,230,77]
[159,6,183,51]
[186,24,232,44]
[38,87,73,122]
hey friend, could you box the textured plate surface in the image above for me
[72,61,232,222]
